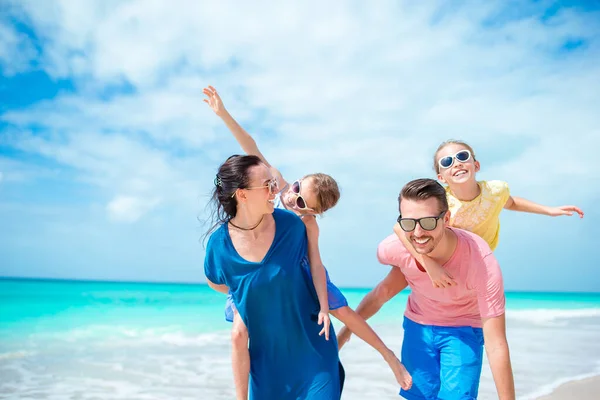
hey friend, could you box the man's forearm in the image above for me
[352,287,388,321]
[486,341,515,400]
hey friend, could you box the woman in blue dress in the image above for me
[203,86,412,399]
[204,154,342,399]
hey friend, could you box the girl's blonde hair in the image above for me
[433,139,477,174]
[303,173,340,214]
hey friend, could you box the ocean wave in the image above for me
[30,325,231,348]
[507,308,600,324]
[0,350,34,360]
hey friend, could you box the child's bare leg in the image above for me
[231,311,250,400]
[331,306,412,390]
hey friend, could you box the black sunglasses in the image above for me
[397,211,447,232]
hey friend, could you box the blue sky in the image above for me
[1,0,599,292]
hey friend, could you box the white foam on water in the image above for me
[0,351,34,360]
[3,307,600,399]
[28,324,230,348]
[507,308,600,325]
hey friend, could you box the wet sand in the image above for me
[536,375,600,400]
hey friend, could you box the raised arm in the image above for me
[504,196,584,218]
[482,314,515,399]
[203,86,288,189]
[303,216,331,340]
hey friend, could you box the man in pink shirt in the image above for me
[337,178,515,400]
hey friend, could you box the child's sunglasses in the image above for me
[291,180,311,210]
[397,211,447,232]
[438,150,472,170]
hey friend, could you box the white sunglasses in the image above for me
[438,150,472,169]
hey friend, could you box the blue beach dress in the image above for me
[224,193,348,322]
[204,208,341,399]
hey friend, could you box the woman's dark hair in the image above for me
[202,154,263,244]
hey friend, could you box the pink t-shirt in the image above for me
[377,228,505,328]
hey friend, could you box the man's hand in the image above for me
[202,85,228,117]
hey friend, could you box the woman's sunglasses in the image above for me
[438,150,472,170]
[397,211,447,232]
[290,180,312,210]
[232,179,279,198]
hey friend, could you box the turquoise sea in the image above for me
[1,278,599,399]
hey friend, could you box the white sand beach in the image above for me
[536,375,600,400]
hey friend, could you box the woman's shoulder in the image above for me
[273,208,304,230]
[205,222,228,251]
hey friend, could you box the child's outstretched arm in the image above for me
[393,223,457,288]
[503,196,584,218]
[203,86,288,189]
[302,216,331,340]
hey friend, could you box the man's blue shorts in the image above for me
[400,317,485,400]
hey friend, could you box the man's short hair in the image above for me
[398,178,449,213]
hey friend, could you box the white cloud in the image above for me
[1,1,598,286]
[0,18,37,75]
[106,195,161,223]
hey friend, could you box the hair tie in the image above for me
[214,175,222,187]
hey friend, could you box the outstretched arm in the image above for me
[303,216,331,340]
[203,86,288,189]
[504,196,584,218]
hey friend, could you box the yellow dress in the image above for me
[446,180,510,251]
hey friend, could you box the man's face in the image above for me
[398,197,449,255]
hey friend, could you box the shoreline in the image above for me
[1,277,600,296]
[532,373,600,400]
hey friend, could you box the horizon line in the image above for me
[1,275,599,295]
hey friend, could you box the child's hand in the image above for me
[202,86,227,117]
[336,326,351,350]
[318,310,330,340]
[548,205,584,218]
[425,262,456,288]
